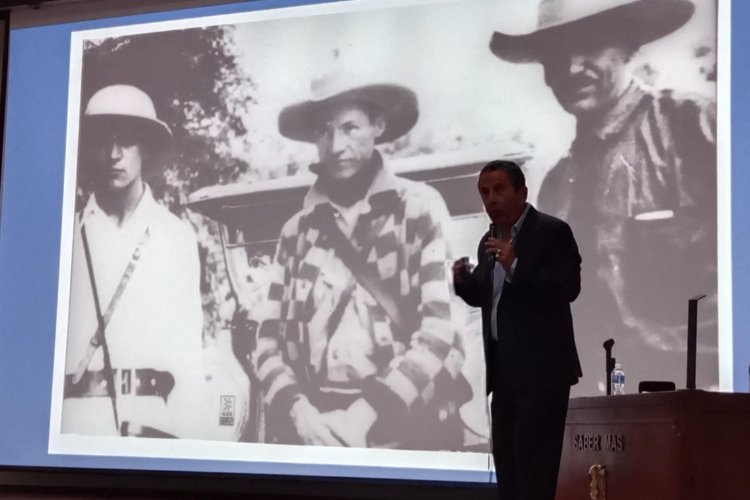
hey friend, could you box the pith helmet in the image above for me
[83,84,173,150]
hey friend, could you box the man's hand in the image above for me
[290,396,345,446]
[322,398,378,448]
[485,237,516,272]
[452,257,474,287]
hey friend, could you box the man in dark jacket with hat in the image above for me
[250,74,468,450]
[490,0,717,395]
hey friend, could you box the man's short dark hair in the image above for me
[480,160,526,191]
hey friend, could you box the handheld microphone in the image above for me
[489,223,498,262]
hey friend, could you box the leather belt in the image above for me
[64,369,175,400]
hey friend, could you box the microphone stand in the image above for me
[686,294,706,390]
[603,339,615,396]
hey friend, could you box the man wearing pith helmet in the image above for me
[491,0,717,399]
[61,84,230,439]
[249,73,469,450]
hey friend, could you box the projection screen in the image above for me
[0,0,729,483]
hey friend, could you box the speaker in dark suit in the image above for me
[453,160,582,500]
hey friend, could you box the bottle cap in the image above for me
[614,363,622,369]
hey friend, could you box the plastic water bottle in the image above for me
[611,363,625,395]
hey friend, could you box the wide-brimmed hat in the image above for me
[490,0,695,63]
[278,73,419,144]
[82,84,173,150]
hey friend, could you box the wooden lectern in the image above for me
[556,391,750,500]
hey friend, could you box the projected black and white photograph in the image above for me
[507,0,719,398]
[51,0,719,465]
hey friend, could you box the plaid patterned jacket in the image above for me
[251,160,465,424]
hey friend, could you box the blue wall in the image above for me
[732,1,750,393]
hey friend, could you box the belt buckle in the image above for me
[120,368,132,396]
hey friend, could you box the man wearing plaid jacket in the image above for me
[250,74,468,450]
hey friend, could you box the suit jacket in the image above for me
[455,205,582,395]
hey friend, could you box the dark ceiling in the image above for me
[0,0,62,9]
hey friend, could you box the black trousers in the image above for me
[491,384,570,500]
